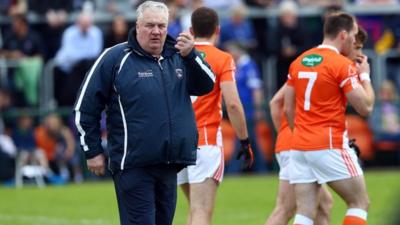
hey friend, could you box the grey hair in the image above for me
[136,1,169,22]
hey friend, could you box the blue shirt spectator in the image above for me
[55,11,103,73]
[220,5,256,49]
[235,54,263,120]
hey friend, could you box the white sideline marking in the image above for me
[0,214,109,225]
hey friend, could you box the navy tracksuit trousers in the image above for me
[112,165,178,225]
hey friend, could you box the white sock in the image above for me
[346,208,367,220]
[293,214,313,225]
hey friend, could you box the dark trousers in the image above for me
[112,165,178,225]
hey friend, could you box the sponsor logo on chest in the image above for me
[138,70,154,78]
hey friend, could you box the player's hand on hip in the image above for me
[175,32,194,57]
[236,138,254,169]
[87,154,105,176]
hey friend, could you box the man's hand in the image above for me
[349,139,361,158]
[357,54,371,82]
[236,138,254,169]
[87,154,105,176]
[175,32,194,57]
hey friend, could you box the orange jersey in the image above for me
[192,42,235,146]
[275,115,292,153]
[286,45,360,150]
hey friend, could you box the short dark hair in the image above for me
[191,7,219,38]
[323,12,356,39]
[356,26,368,45]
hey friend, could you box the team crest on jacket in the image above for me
[175,68,183,79]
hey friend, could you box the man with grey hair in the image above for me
[74,1,215,225]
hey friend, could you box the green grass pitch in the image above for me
[0,170,399,225]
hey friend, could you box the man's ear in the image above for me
[216,26,221,36]
[339,30,347,41]
[189,27,194,36]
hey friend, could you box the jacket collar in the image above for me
[127,28,178,58]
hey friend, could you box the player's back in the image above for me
[287,45,358,150]
[192,42,236,146]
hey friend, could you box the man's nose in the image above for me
[152,26,161,34]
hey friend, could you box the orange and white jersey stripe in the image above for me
[286,45,360,151]
[192,42,235,146]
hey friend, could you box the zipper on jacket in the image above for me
[157,56,172,164]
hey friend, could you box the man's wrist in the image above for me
[240,138,250,146]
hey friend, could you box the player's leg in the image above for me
[265,151,296,225]
[178,168,191,225]
[290,150,320,225]
[328,176,369,225]
[315,186,333,225]
[179,145,223,225]
[293,183,320,225]
[307,147,369,225]
[188,178,218,225]
[265,180,296,225]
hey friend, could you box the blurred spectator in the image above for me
[202,0,242,10]
[0,14,44,106]
[54,11,102,74]
[380,15,400,89]
[269,0,307,89]
[179,0,204,32]
[28,0,73,60]
[243,0,273,59]
[369,80,400,165]
[353,0,399,50]
[0,0,27,16]
[298,0,344,6]
[28,0,72,16]
[0,88,14,182]
[96,0,140,13]
[225,42,268,173]
[104,14,129,48]
[0,89,11,133]
[0,131,16,181]
[219,5,257,50]
[306,4,343,48]
[166,1,183,38]
[352,0,398,4]
[12,114,51,176]
[54,11,103,106]
[34,113,83,183]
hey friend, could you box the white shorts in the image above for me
[177,145,224,185]
[289,146,363,184]
[275,151,291,181]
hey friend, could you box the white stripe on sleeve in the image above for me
[195,56,215,82]
[74,48,111,151]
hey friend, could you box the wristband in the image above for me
[240,138,250,146]
[359,72,371,82]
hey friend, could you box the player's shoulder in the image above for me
[196,44,232,60]
[296,47,352,67]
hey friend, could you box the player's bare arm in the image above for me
[221,81,248,139]
[270,84,287,131]
[346,55,375,116]
[283,85,295,130]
